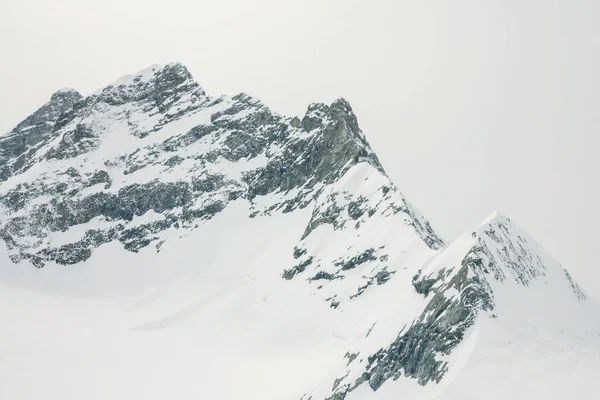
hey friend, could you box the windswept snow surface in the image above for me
[0,198,431,400]
[1,199,598,400]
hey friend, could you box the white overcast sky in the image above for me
[1,0,599,298]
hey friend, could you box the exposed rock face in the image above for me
[95,63,201,111]
[0,88,82,180]
[0,63,441,276]
[354,249,495,391]
[246,98,384,197]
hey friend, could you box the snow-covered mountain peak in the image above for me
[0,63,442,280]
[476,209,508,226]
[417,210,588,299]
[91,61,203,107]
[95,62,193,91]
[0,63,598,400]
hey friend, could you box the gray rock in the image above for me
[0,62,443,285]
[0,88,82,180]
[328,240,502,397]
[334,248,377,271]
[282,257,315,280]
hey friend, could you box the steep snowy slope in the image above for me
[0,63,598,400]
[328,212,600,399]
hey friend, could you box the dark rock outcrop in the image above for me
[0,88,82,180]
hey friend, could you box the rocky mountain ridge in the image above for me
[0,63,440,273]
[0,63,596,400]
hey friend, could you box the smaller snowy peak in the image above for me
[415,210,588,306]
[469,211,575,285]
[471,210,523,239]
[324,212,592,399]
[477,210,508,226]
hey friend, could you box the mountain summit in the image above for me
[0,63,598,400]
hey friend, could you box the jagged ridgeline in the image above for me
[0,62,440,268]
[0,63,596,400]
